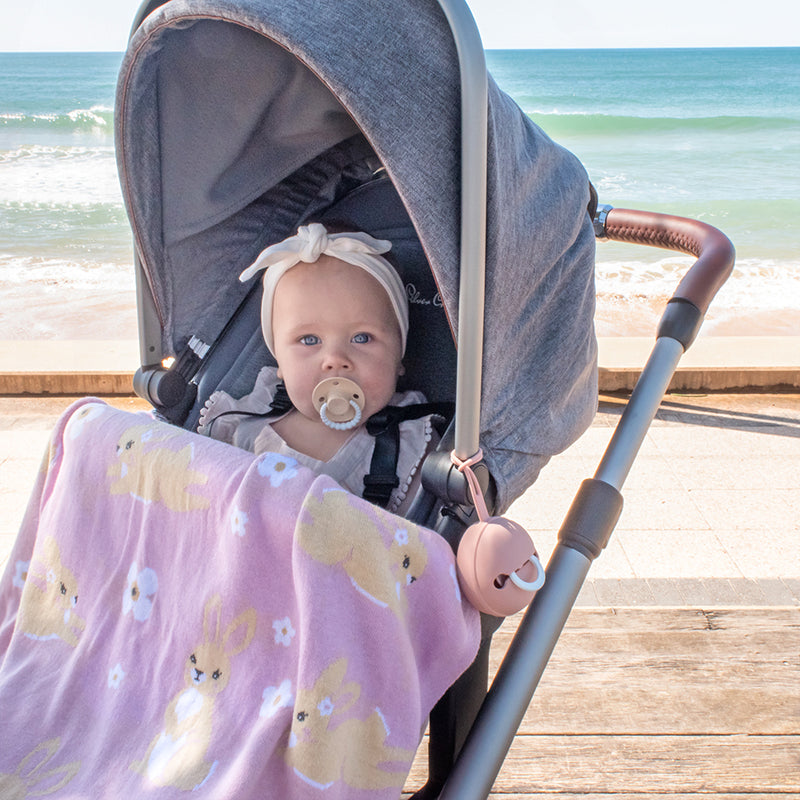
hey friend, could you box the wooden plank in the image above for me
[487,607,800,735]
[404,794,790,799]
[405,734,800,795]
[490,608,800,655]
[403,608,799,796]
[405,795,793,799]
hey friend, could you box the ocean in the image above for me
[0,52,133,339]
[1,47,798,340]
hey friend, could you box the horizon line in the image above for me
[1,43,798,54]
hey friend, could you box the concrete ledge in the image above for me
[0,340,139,395]
[598,336,800,392]
[0,371,137,395]
[1,337,798,395]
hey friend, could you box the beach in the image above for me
[0,45,798,798]
[1,48,799,341]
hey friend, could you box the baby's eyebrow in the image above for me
[284,324,318,336]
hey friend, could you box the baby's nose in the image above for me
[322,346,352,371]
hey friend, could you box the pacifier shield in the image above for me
[312,378,366,428]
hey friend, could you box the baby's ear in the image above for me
[276,366,283,381]
[397,362,406,377]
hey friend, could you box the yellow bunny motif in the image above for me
[286,658,415,791]
[17,536,85,648]
[297,489,429,619]
[107,424,210,512]
[0,739,80,798]
[132,595,257,791]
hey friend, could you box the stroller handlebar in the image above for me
[596,205,736,316]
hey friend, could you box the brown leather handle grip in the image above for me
[602,207,735,314]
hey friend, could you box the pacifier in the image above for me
[312,377,366,431]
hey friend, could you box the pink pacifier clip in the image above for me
[452,450,545,615]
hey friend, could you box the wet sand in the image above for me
[3,288,797,341]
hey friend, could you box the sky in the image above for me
[0,0,798,51]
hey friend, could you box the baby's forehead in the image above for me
[272,262,401,336]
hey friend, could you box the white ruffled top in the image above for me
[198,366,436,514]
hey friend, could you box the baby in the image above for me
[197,223,440,514]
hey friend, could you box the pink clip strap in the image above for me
[450,450,490,522]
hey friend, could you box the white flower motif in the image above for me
[122,562,158,622]
[317,696,334,717]
[394,528,409,547]
[231,507,249,537]
[272,616,296,647]
[260,679,293,719]
[12,560,30,590]
[108,663,125,689]
[257,452,299,487]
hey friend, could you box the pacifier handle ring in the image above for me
[508,554,546,592]
[319,400,362,431]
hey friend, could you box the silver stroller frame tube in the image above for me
[436,0,488,462]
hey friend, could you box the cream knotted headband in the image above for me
[239,223,409,357]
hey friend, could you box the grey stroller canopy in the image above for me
[116,0,598,511]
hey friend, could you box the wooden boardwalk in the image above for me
[405,606,800,798]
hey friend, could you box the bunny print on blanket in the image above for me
[0,401,480,799]
[297,488,429,619]
[107,423,210,512]
[285,657,415,791]
[131,594,257,791]
[0,738,80,798]
[17,536,85,648]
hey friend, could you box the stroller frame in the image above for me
[122,2,735,797]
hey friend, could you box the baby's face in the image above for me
[271,256,405,425]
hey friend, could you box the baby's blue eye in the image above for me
[352,332,371,344]
[300,334,320,346]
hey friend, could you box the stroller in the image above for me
[117,0,735,796]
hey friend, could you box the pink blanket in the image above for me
[0,398,479,797]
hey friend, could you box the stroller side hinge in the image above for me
[421,449,492,510]
[133,365,187,409]
[592,202,613,240]
[420,449,499,558]
[133,336,210,421]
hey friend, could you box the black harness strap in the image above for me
[267,382,294,416]
[363,403,453,507]
[205,389,452,509]
[200,381,295,437]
